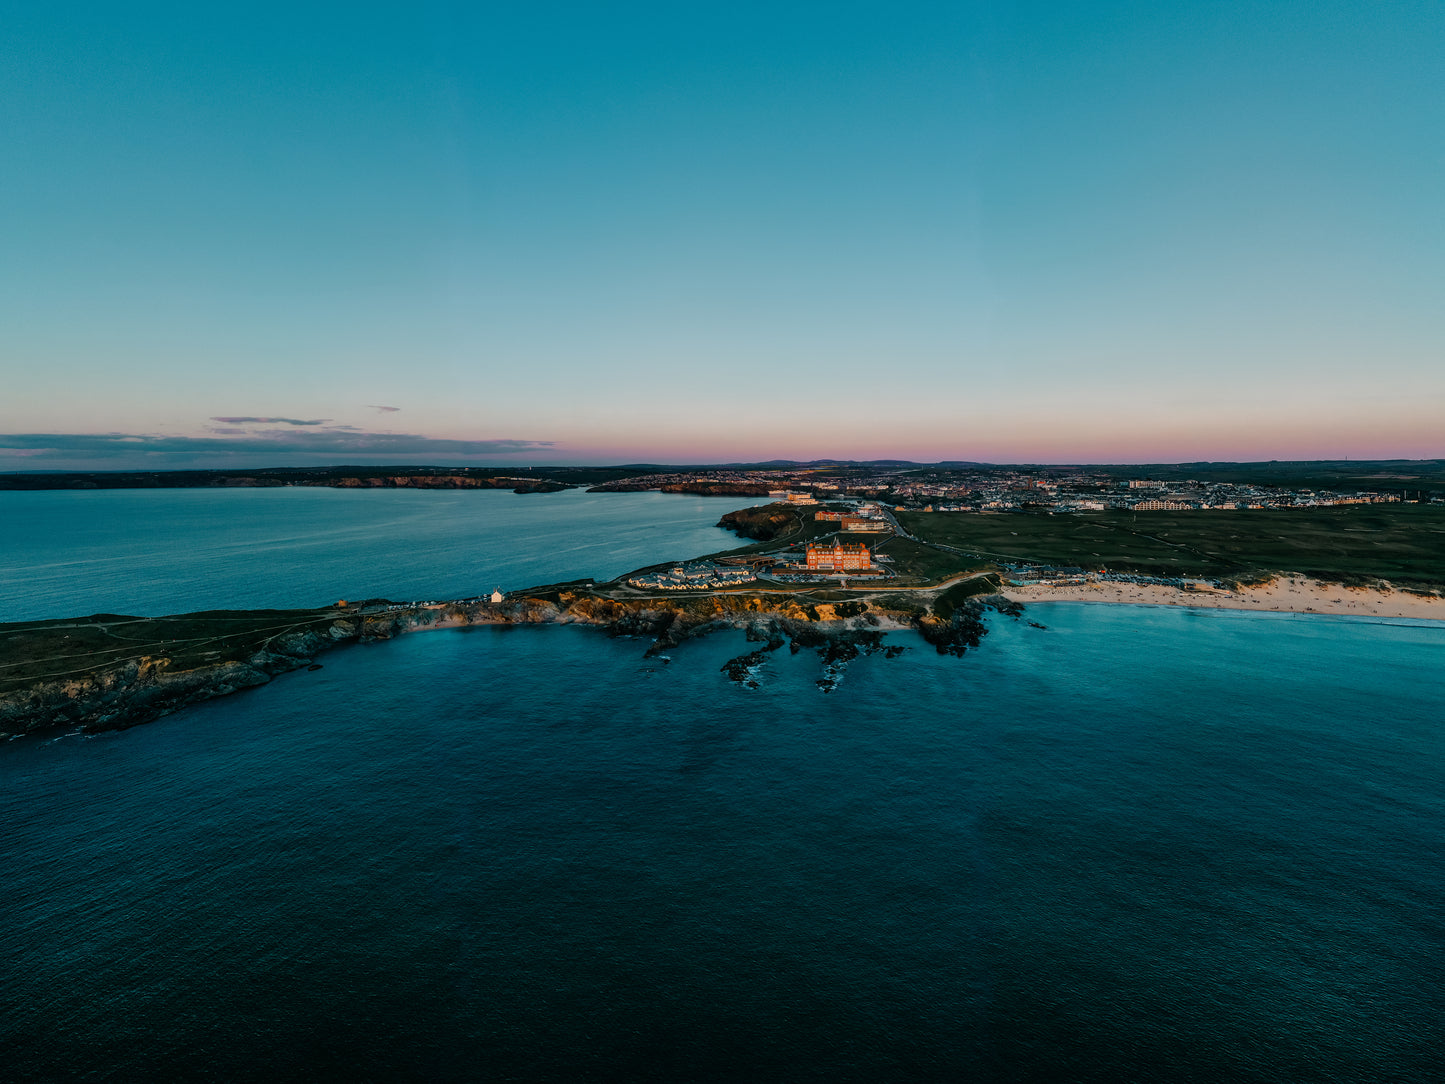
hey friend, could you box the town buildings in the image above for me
[628,562,758,590]
[805,542,873,571]
[588,465,1429,516]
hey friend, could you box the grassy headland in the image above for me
[898,505,1445,588]
[0,608,352,697]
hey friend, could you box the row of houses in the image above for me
[769,490,820,504]
[813,510,889,531]
[627,562,758,590]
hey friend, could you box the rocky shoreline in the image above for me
[0,589,1021,739]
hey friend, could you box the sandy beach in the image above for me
[1004,577,1445,622]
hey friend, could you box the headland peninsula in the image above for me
[0,580,1016,738]
[5,459,1443,739]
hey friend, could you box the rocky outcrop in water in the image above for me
[916,595,1020,656]
[0,589,1023,738]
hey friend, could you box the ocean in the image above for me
[2,491,1442,1080]
[0,487,764,622]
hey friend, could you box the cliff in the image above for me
[0,612,370,737]
[0,592,1019,739]
[716,503,800,541]
[587,481,775,496]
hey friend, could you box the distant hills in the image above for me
[2,459,1442,493]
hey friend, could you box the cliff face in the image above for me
[0,593,1020,738]
[324,475,571,493]
[0,621,361,736]
[586,481,774,496]
[716,503,798,540]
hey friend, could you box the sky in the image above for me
[3,1,1442,469]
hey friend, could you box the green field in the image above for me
[1091,459,1445,495]
[695,511,987,588]
[898,505,1445,586]
[870,536,983,584]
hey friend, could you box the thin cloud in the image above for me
[210,416,330,426]
[369,405,401,413]
[0,431,557,467]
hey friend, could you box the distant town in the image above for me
[5,458,1442,509]
[628,499,896,590]
[590,466,1440,513]
[609,462,1445,595]
[8,459,1441,595]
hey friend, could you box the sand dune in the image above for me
[1004,577,1445,622]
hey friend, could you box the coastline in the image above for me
[8,567,1444,741]
[1003,577,1445,622]
[0,589,1001,738]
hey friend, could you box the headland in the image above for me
[6,460,1444,739]
[0,582,1016,739]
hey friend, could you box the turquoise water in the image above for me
[0,488,760,621]
[2,494,1443,1079]
[2,605,1442,1080]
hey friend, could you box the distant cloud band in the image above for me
[210,416,330,426]
[0,431,557,464]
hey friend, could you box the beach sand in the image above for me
[1003,577,1445,622]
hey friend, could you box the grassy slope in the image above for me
[898,505,1445,585]
[0,609,342,695]
[869,537,982,583]
[678,504,987,588]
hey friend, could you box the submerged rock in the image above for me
[720,649,772,688]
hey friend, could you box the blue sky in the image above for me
[3,1,1441,467]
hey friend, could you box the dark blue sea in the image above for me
[2,492,1443,1081]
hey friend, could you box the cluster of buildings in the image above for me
[627,562,758,591]
[888,476,1416,514]
[804,541,875,572]
[1000,564,1225,591]
[1001,565,1092,586]
[768,549,886,582]
[587,465,1432,515]
[813,507,889,531]
[627,545,889,589]
[1095,480,1407,512]
[624,495,902,589]
[789,504,895,577]
[768,489,822,504]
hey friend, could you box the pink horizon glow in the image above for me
[563,432,1445,466]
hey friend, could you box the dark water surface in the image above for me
[3,604,1442,1081]
[0,488,760,621]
